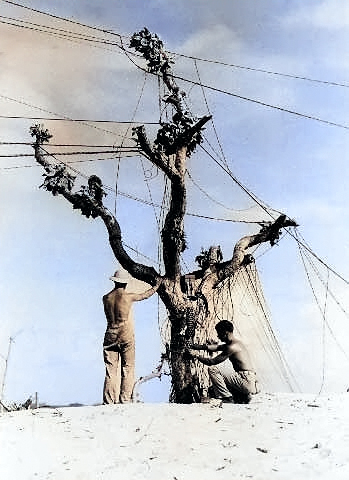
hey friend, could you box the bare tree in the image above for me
[30,28,297,403]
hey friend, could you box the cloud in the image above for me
[284,0,349,30]
[179,23,243,59]
[0,20,135,123]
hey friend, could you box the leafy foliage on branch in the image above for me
[87,175,106,205]
[195,246,223,270]
[71,187,101,219]
[30,124,106,219]
[129,27,173,74]
[72,175,106,218]
[30,123,52,144]
[132,112,205,158]
[130,28,207,159]
[155,113,205,157]
[40,164,76,196]
[258,215,298,246]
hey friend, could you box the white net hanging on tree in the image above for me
[161,262,298,397]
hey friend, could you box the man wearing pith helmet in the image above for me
[102,270,161,404]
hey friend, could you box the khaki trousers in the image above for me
[208,360,259,399]
[103,339,135,404]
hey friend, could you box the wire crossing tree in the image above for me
[30,28,297,403]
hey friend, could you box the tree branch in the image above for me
[161,147,187,280]
[218,215,299,281]
[132,125,176,178]
[31,126,159,286]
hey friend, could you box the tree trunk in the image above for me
[169,316,201,403]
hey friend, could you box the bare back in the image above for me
[103,289,133,325]
[225,339,254,372]
[103,288,136,342]
[103,280,159,340]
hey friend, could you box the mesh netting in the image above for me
[161,263,298,396]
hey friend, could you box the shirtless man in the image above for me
[186,320,259,403]
[103,270,161,404]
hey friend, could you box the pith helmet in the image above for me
[109,270,129,284]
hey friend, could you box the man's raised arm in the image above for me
[131,277,162,302]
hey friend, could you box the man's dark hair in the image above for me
[215,320,234,334]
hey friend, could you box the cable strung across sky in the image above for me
[2,1,349,132]
[3,0,349,89]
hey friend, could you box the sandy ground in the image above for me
[1,393,349,480]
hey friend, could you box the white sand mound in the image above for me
[1,393,349,480]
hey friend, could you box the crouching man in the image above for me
[186,320,260,404]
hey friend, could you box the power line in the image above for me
[0,142,137,147]
[194,59,229,169]
[0,17,124,51]
[186,169,256,214]
[0,16,140,59]
[116,48,349,132]
[0,115,158,124]
[114,70,149,214]
[3,3,349,131]
[0,149,139,158]
[199,144,280,221]
[287,228,349,286]
[8,146,263,224]
[0,154,140,170]
[0,14,117,43]
[173,52,349,90]
[173,73,349,131]
[109,36,349,132]
[0,93,136,139]
[4,0,348,92]
[3,9,349,131]
[1,0,126,40]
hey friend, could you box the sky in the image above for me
[1,0,349,405]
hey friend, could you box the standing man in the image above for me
[186,320,260,404]
[103,270,161,404]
